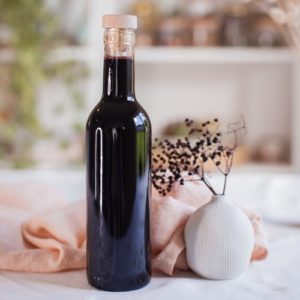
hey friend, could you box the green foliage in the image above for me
[0,0,56,165]
[0,0,87,167]
[0,0,56,130]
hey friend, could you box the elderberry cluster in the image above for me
[152,117,246,196]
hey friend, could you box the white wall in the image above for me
[134,63,291,145]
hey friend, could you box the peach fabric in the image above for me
[0,182,268,274]
[0,183,85,272]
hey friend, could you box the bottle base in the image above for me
[87,273,151,292]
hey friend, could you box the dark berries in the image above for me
[152,117,246,196]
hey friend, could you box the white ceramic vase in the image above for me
[184,195,254,280]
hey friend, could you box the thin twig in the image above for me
[222,174,228,195]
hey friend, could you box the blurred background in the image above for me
[0,0,299,171]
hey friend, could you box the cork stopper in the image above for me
[102,15,138,30]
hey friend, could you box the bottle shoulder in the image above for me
[86,97,151,131]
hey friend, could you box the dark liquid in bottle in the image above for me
[86,57,151,291]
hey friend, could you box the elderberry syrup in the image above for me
[85,15,151,291]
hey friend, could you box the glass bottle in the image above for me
[86,15,152,291]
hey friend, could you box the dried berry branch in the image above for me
[152,117,246,196]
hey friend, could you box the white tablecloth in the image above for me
[0,168,299,300]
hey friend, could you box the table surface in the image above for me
[0,168,299,300]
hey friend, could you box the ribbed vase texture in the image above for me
[184,195,254,280]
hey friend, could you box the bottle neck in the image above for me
[102,28,135,98]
